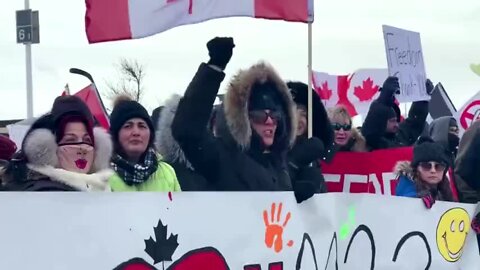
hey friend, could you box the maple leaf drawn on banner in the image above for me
[353,78,379,102]
[317,81,333,100]
[144,219,179,265]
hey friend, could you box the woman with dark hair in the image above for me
[108,97,180,192]
[1,96,113,191]
[395,136,455,208]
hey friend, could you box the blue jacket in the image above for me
[396,175,417,198]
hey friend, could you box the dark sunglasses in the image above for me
[249,110,282,124]
[332,123,352,131]
[419,161,447,172]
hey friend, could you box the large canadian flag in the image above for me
[86,0,314,43]
[312,69,388,117]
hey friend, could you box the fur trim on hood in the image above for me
[395,161,413,178]
[350,128,368,152]
[224,62,297,150]
[156,94,192,169]
[22,126,113,191]
[27,165,112,191]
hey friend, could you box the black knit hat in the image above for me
[412,136,450,168]
[109,100,155,146]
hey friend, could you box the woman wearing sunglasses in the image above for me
[328,106,367,152]
[173,37,314,197]
[395,137,454,208]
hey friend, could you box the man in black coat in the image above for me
[171,37,319,202]
[361,77,432,150]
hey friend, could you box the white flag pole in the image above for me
[307,22,313,139]
[25,0,33,118]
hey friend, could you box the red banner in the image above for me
[322,147,459,200]
[322,147,413,195]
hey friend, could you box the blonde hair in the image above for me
[328,105,352,124]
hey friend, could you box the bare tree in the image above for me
[105,58,146,103]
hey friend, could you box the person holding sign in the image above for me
[395,136,455,208]
[362,76,433,150]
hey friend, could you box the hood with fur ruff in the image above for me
[223,62,297,151]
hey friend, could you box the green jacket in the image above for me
[109,161,181,192]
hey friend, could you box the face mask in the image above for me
[57,143,94,173]
[448,133,460,153]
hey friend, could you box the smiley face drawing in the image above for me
[436,208,471,262]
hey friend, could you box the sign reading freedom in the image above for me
[0,193,477,269]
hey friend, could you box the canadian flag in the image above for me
[86,0,314,43]
[312,69,388,117]
[62,84,110,130]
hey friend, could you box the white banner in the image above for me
[383,25,429,103]
[0,193,478,269]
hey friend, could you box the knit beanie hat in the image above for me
[412,136,450,168]
[109,100,155,146]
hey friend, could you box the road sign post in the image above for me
[16,3,39,118]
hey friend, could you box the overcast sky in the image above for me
[0,0,479,119]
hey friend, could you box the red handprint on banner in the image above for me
[263,203,293,253]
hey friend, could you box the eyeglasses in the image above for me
[419,161,447,172]
[332,123,352,131]
[249,110,282,124]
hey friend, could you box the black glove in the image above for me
[378,76,400,105]
[293,166,320,204]
[206,37,235,70]
[289,137,325,169]
[425,79,434,95]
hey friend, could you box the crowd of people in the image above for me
[0,37,479,242]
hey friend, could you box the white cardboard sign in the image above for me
[383,25,430,103]
[0,193,477,269]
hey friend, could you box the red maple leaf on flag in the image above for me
[317,81,333,100]
[353,77,379,101]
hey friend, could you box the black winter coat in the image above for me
[172,63,298,191]
[362,99,429,150]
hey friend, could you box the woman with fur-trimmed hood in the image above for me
[395,136,454,208]
[1,96,113,191]
[172,37,318,200]
[156,94,212,191]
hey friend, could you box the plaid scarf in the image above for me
[111,148,158,186]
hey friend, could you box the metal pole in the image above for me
[307,22,313,139]
[25,0,33,118]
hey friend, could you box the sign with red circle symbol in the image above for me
[459,100,480,130]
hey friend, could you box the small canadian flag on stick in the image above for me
[85,0,314,43]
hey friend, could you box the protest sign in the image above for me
[383,25,429,103]
[457,90,480,135]
[0,193,477,269]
